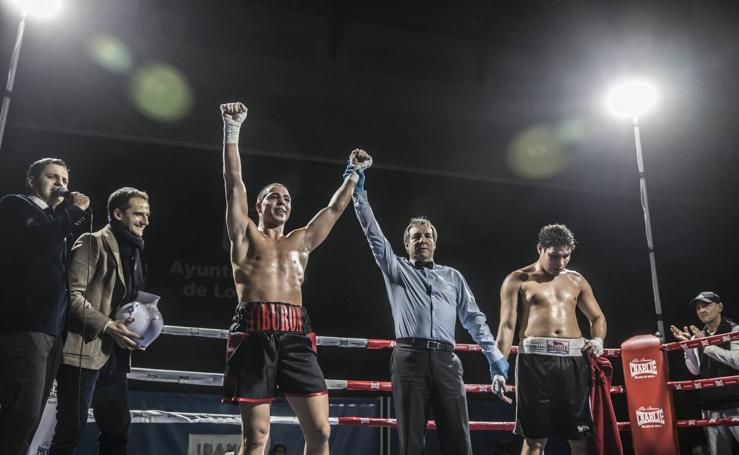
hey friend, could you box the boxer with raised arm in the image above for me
[496,224,606,455]
[219,102,360,455]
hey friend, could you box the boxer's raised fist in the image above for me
[350,149,373,171]
[220,102,248,125]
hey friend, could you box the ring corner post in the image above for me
[620,334,680,454]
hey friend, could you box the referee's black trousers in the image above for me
[391,346,472,455]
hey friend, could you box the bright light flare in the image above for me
[88,34,133,73]
[606,80,657,118]
[507,125,571,179]
[129,63,194,123]
[9,0,62,18]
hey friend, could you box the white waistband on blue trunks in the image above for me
[519,336,586,357]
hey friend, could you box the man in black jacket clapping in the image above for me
[671,291,739,455]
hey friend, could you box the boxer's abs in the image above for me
[232,257,306,306]
[520,300,583,339]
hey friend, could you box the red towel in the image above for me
[588,356,624,455]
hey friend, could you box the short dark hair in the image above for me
[403,217,437,244]
[107,187,149,222]
[537,224,576,250]
[256,183,287,205]
[25,158,68,192]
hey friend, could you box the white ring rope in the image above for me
[128,368,521,393]
[113,410,739,432]
[160,325,623,356]
[161,325,372,347]
[89,410,321,425]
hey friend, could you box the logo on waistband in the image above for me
[635,406,665,428]
[546,339,570,354]
[629,358,658,379]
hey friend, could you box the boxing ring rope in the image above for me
[127,367,626,394]
[160,324,623,357]
[154,325,738,394]
[119,409,737,432]
[139,325,739,453]
[661,330,739,351]
[127,366,739,395]
[122,411,518,430]
[162,322,739,355]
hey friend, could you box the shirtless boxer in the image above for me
[220,102,361,455]
[496,224,607,455]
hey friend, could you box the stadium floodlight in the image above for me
[607,79,657,119]
[606,78,665,338]
[0,0,63,152]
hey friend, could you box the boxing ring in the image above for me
[144,327,739,453]
[34,326,739,454]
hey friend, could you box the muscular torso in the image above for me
[231,225,309,306]
[516,264,584,339]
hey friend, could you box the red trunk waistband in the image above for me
[231,302,306,333]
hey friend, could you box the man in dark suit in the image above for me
[0,158,89,455]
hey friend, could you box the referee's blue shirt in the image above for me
[353,190,505,380]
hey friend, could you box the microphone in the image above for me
[51,185,70,199]
[51,185,91,222]
[51,186,87,212]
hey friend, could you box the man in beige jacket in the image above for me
[49,187,150,455]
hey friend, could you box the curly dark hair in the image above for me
[537,224,576,250]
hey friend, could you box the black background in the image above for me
[1,0,737,452]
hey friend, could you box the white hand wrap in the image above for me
[589,337,604,357]
[351,152,373,171]
[221,105,248,145]
[347,172,360,183]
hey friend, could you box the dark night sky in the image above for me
[1,0,738,447]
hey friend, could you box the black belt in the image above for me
[395,338,454,352]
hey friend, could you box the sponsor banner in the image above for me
[546,339,570,355]
[187,434,242,455]
[28,391,382,454]
[629,358,658,379]
[28,384,57,455]
[635,406,665,429]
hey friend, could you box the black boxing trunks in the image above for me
[223,302,327,404]
[514,337,594,440]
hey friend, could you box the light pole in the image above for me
[606,80,663,337]
[0,0,62,152]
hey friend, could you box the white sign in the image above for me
[188,434,242,455]
[635,406,665,428]
[629,358,658,379]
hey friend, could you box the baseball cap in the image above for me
[689,291,721,308]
